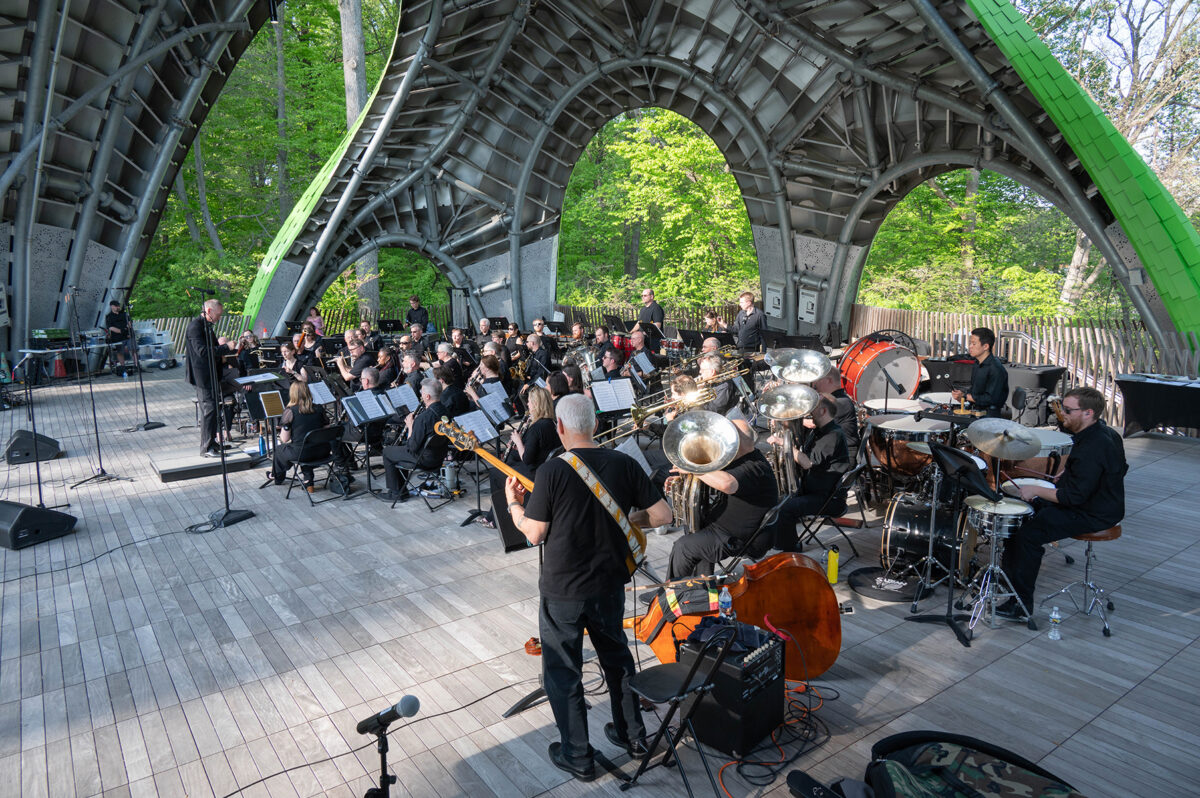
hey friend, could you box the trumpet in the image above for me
[595,386,715,446]
[696,363,751,387]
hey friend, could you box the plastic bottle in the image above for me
[258,434,266,457]
[1048,607,1062,640]
[826,545,839,584]
[718,586,734,621]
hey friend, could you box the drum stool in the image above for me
[1040,525,1121,637]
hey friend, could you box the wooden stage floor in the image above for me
[2,370,1198,797]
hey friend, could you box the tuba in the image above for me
[757,383,820,496]
[663,411,740,533]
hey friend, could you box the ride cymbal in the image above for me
[965,417,1040,461]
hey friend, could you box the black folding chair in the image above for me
[797,463,867,560]
[622,625,738,796]
[714,497,788,578]
[283,426,345,505]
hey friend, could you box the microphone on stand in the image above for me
[356,695,420,735]
[189,286,217,295]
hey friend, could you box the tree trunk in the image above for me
[1059,230,1100,314]
[961,168,979,274]
[173,171,202,244]
[623,220,641,278]
[339,0,379,318]
[192,139,224,256]
[273,19,291,222]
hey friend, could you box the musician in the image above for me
[381,378,448,503]
[305,306,325,336]
[696,354,735,415]
[509,386,561,471]
[335,339,373,388]
[235,332,260,376]
[621,330,668,385]
[665,419,779,579]
[727,291,767,350]
[400,352,423,393]
[278,342,310,383]
[105,300,133,372]
[593,325,616,361]
[952,327,1008,417]
[997,387,1127,621]
[701,336,721,354]
[450,327,478,368]
[185,299,228,458]
[409,323,430,361]
[301,331,324,363]
[762,395,851,551]
[269,381,332,490]
[504,393,672,779]
[633,288,665,333]
[531,318,558,354]
[464,355,505,406]
[482,341,513,390]
[473,317,492,349]
[434,342,465,387]
[561,365,587,396]
[568,321,588,347]
[524,334,552,383]
[435,365,472,417]
[404,295,429,331]
[337,329,359,357]
[376,346,399,387]
[358,321,383,351]
[601,349,623,381]
[395,334,412,352]
[808,367,860,454]
[702,310,723,333]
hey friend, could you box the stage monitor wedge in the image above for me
[0,501,78,550]
[5,430,64,464]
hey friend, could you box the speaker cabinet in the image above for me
[0,501,77,550]
[5,430,63,464]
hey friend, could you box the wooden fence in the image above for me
[848,304,1200,428]
[141,305,455,347]
[554,302,740,331]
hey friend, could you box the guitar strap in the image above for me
[558,451,644,575]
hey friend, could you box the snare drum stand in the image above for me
[958,533,1035,631]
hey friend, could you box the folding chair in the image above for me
[283,426,345,505]
[714,497,788,577]
[622,624,738,796]
[797,463,867,560]
[395,435,455,512]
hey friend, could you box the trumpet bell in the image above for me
[663,410,741,474]
[765,348,831,383]
[758,383,820,420]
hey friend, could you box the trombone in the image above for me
[595,386,715,446]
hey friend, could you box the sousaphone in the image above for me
[663,410,741,533]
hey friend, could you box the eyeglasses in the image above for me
[1062,405,1084,414]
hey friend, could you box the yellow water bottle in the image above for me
[826,545,839,584]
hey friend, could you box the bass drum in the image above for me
[839,338,920,404]
[880,493,976,577]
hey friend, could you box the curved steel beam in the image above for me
[904,0,1165,342]
[507,54,796,328]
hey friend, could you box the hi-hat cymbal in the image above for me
[966,418,1040,461]
[764,348,831,383]
[757,383,819,420]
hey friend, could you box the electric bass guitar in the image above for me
[434,417,647,575]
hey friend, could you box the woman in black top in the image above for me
[376,346,399,387]
[270,381,330,489]
[511,387,561,472]
[236,332,260,375]
[278,342,309,383]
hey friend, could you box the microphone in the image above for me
[356,695,420,735]
[189,286,217,295]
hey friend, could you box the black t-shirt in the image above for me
[831,387,860,454]
[521,417,561,472]
[732,308,767,350]
[801,421,851,498]
[440,383,471,417]
[638,302,665,327]
[405,306,429,330]
[970,353,1009,414]
[348,352,373,380]
[105,311,130,342]
[708,449,778,541]
[525,447,663,599]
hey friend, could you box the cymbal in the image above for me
[764,348,831,383]
[757,383,819,420]
[965,418,1040,461]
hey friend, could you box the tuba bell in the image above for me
[757,383,820,495]
[663,410,740,533]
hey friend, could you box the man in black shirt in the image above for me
[809,367,860,454]
[666,419,780,578]
[382,378,448,502]
[433,342,465,387]
[435,365,472,417]
[358,321,383,351]
[952,327,1008,417]
[408,323,430,362]
[404,295,429,331]
[449,327,478,368]
[593,325,616,361]
[104,300,133,372]
[696,355,735,415]
[621,330,668,389]
[762,396,851,551]
[727,291,767,351]
[524,334,553,383]
[474,317,493,350]
[997,387,1127,620]
[600,349,623,381]
[185,298,226,457]
[335,339,373,389]
[633,288,665,335]
[505,394,672,781]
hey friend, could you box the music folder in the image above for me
[632,351,657,375]
[455,410,499,444]
[309,380,337,405]
[478,392,512,426]
[592,378,635,412]
[386,384,420,413]
[343,393,390,427]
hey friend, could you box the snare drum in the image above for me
[964,496,1033,540]
[839,338,920,403]
[1001,477,1054,497]
[863,397,925,415]
[869,416,952,476]
[880,493,975,575]
[918,391,956,408]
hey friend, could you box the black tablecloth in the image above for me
[1116,376,1200,436]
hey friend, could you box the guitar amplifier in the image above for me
[678,622,786,758]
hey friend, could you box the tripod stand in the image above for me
[65,286,132,488]
[14,354,72,512]
[118,292,165,431]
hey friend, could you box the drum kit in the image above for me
[878,414,1058,642]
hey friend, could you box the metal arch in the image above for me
[506,53,797,329]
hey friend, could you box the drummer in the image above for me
[995,387,1127,621]
[952,327,1008,417]
[762,395,852,551]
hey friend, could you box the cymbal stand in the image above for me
[957,530,1035,630]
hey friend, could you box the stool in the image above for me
[1040,525,1121,637]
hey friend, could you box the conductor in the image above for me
[185,298,226,457]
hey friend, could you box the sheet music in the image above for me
[590,367,606,383]
[628,369,646,394]
[456,410,499,444]
[386,384,420,412]
[535,377,547,389]
[611,378,636,409]
[616,437,653,476]
[355,390,387,418]
[479,392,512,426]
[233,372,281,385]
[482,381,507,397]
[592,379,636,412]
[633,351,656,375]
[423,368,435,380]
[309,380,336,405]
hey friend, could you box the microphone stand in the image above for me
[67,287,132,488]
[16,353,71,511]
[198,299,254,530]
[121,294,164,431]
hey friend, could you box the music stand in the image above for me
[677,329,705,351]
[904,442,999,647]
[711,331,735,347]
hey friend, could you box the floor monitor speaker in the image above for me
[5,430,63,464]
[0,501,77,550]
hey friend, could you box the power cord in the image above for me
[0,529,190,584]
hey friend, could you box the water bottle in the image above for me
[718,586,734,621]
[826,545,840,584]
[1048,607,1062,640]
[257,434,266,457]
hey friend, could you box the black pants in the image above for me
[668,527,767,580]
[540,590,645,763]
[762,492,845,551]
[273,442,331,486]
[382,446,437,492]
[194,382,219,454]
[1003,503,1101,608]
